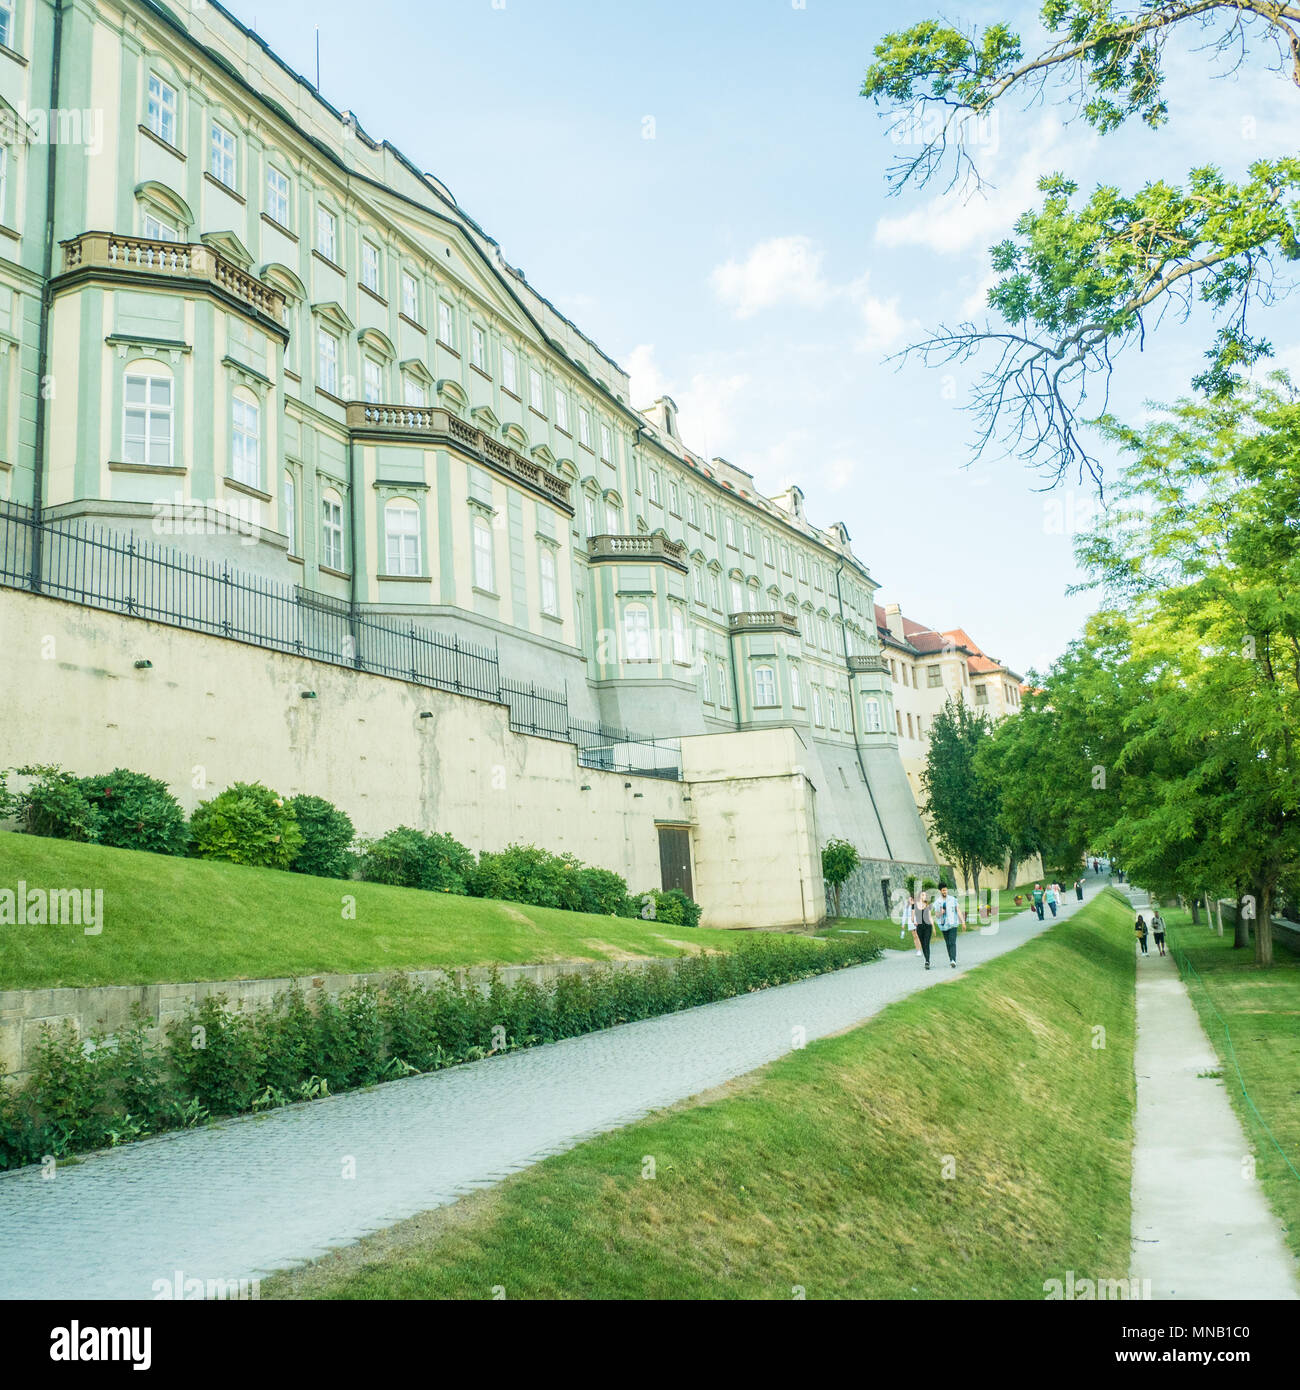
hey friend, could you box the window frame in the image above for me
[384,498,422,577]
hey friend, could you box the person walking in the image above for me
[1074,877,1085,901]
[934,884,965,967]
[1031,883,1045,920]
[1135,914,1149,955]
[898,892,923,957]
[914,891,934,970]
[1045,882,1060,918]
[1150,909,1167,957]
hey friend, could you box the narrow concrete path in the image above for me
[1127,890,1300,1300]
[0,878,1108,1299]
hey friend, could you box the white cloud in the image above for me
[626,343,751,457]
[846,272,908,353]
[710,235,833,319]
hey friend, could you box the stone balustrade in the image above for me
[587,532,689,571]
[729,610,800,637]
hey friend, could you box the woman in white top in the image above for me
[899,892,923,956]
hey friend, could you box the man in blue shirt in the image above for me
[933,885,966,968]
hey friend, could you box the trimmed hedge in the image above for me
[0,932,882,1168]
[287,794,355,880]
[188,782,304,869]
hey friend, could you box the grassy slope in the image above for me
[1164,908,1300,1260]
[0,832,742,988]
[268,888,1138,1300]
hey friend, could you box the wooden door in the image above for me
[658,825,693,899]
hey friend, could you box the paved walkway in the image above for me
[1127,888,1300,1300]
[0,879,1106,1299]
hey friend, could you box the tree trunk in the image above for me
[1005,851,1019,891]
[1191,897,1201,926]
[1214,897,1224,937]
[1254,879,1274,968]
[1232,887,1251,950]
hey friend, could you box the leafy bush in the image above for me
[469,843,583,911]
[11,764,101,842]
[187,782,304,869]
[0,932,883,1170]
[575,865,631,916]
[357,826,474,893]
[80,768,188,856]
[632,887,703,927]
[287,794,355,879]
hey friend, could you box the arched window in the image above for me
[671,607,688,664]
[729,578,744,614]
[861,695,883,732]
[539,546,558,616]
[123,362,174,467]
[623,603,652,661]
[321,488,345,571]
[754,665,777,707]
[385,498,420,576]
[283,471,297,554]
[604,497,620,533]
[230,388,260,486]
[789,664,802,707]
[473,517,495,591]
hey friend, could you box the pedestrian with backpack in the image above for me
[1135,915,1149,955]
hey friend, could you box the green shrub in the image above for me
[187,782,304,869]
[11,764,101,842]
[287,794,355,879]
[357,826,474,893]
[0,932,884,1170]
[634,887,703,927]
[469,843,582,910]
[80,768,188,856]
[575,865,631,916]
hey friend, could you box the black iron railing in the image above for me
[0,501,681,780]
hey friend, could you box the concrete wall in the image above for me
[0,955,672,1089]
[0,589,844,931]
[0,587,681,892]
[679,728,825,930]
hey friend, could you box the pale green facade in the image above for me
[0,0,934,867]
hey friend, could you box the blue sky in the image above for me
[239,0,1300,677]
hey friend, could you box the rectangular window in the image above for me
[725,516,737,548]
[730,579,743,614]
[230,395,259,486]
[123,373,173,467]
[209,122,237,189]
[265,167,290,227]
[386,505,421,576]
[438,300,455,349]
[584,494,597,538]
[361,241,381,293]
[578,408,592,449]
[540,548,558,616]
[710,573,722,610]
[322,496,345,572]
[648,470,661,505]
[554,389,569,433]
[762,535,774,566]
[605,499,619,533]
[599,423,612,460]
[781,544,791,574]
[403,374,426,408]
[694,566,705,603]
[529,368,545,413]
[146,74,177,146]
[473,520,495,591]
[704,505,715,537]
[686,493,698,527]
[742,525,753,555]
[501,346,518,395]
[812,686,823,725]
[316,207,338,263]
[317,328,339,395]
[797,553,807,582]
[927,665,943,688]
[719,662,730,708]
[363,359,382,404]
[402,273,420,322]
[668,481,680,515]
[754,666,777,707]
[975,684,989,705]
[283,472,297,555]
[471,325,487,372]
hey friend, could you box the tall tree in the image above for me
[862,2,1300,483]
[920,697,1007,905]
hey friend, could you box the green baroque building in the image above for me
[0,0,936,912]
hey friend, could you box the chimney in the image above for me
[646,396,679,440]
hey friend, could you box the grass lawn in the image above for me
[267,887,1138,1300]
[818,919,904,951]
[0,831,745,988]
[1164,908,1300,1261]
